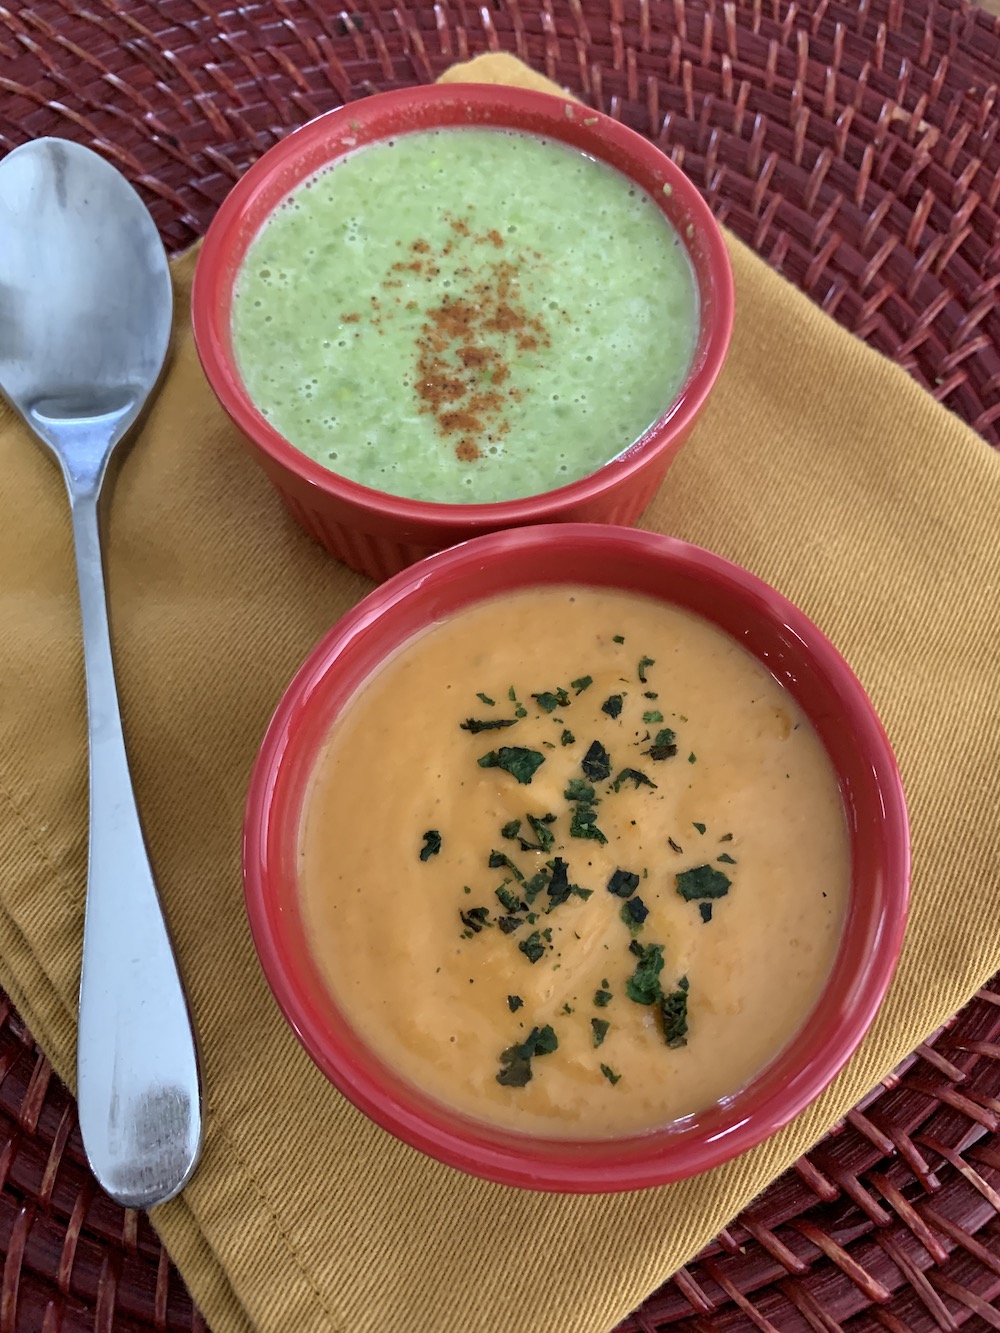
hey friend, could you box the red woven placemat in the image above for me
[1,1,999,1329]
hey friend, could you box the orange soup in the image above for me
[299,587,850,1138]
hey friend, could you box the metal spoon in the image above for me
[0,139,202,1208]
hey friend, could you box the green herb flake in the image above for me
[607,868,640,898]
[478,746,546,784]
[461,716,518,734]
[501,818,522,840]
[642,710,664,724]
[581,741,612,782]
[621,896,649,926]
[699,902,713,923]
[564,778,596,804]
[643,691,658,700]
[676,865,732,902]
[612,635,625,644]
[600,1063,622,1085]
[717,853,737,865]
[668,837,683,854]
[661,977,689,1047]
[594,988,613,1007]
[560,728,575,746]
[507,994,523,1012]
[591,1018,610,1047]
[571,675,593,694]
[476,692,495,707]
[719,833,734,842]
[496,885,524,913]
[497,915,522,934]
[460,906,491,933]
[688,752,697,764]
[518,931,547,964]
[693,822,706,834]
[419,829,442,861]
[611,767,657,792]
[522,870,549,903]
[496,1024,559,1088]
[525,814,555,853]
[643,728,677,761]
[601,694,624,719]
[637,656,655,683]
[570,804,607,844]
[626,942,665,1005]
[532,688,570,713]
[488,849,525,882]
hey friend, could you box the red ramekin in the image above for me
[192,85,734,581]
[243,525,910,1193]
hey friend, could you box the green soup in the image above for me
[232,128,699,505]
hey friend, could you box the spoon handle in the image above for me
[70,488,202,1210]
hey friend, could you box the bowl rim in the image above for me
[243,524,911,1192]
[191,83,735,526]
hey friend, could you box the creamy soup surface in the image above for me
[299,587,850,1138]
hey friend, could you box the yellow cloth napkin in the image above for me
[1,51,999,1333]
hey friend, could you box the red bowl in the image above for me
[192,85,734,581]
[243,525,910,1192]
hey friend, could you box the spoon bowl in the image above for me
[0,138,202,1209]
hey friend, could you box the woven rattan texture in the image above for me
[1,0,1000,1329]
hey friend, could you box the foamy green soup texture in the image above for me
[232,128,699,505]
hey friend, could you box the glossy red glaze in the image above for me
[244,525,910,1192]
[192,86,734,581]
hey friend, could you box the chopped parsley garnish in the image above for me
[522,870,549,903]
[719,833,734,842]
[498,915,522,934]
[476,692,495,707]
[612,635,625,644]
[693,822,706,834]
[496,1024,558,1087]
[661,977,689,1047]
[600,1063,621,1085]
[501,818,522,840]
[419,829,442,861]
[642,710,664,724]
[591,1018,610,1047]
[718,853,736,865]
[460,906,491,933]
[562,1003,574,1015]
[668,837,683,854]
[525,814,556,852]
[478,746,545,784]
[507,994,523,1012]
[607,868,640,898]
[532,688,570,713]
[676,865,732,901]
[546,857,592,909]
[699,902,713,923]
[601,694,624,719]
[621,896,649,926]
[571,675,593,694]
[643,728,677,760]
[560,728,575,746]
[611,767,657,792]
[507,686,528,719]
[569,804,607,844]
[594,987,612,1007]
[488,849,525,882]
[582,741,611,782]
[460,717,518,733]
[565,778,595,803]
[637,656,655,683]
[688,752,697,763]
[643,691,658,700]
[495,885,524,913]
[518,931,547,964]
[626,942,665,1005]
